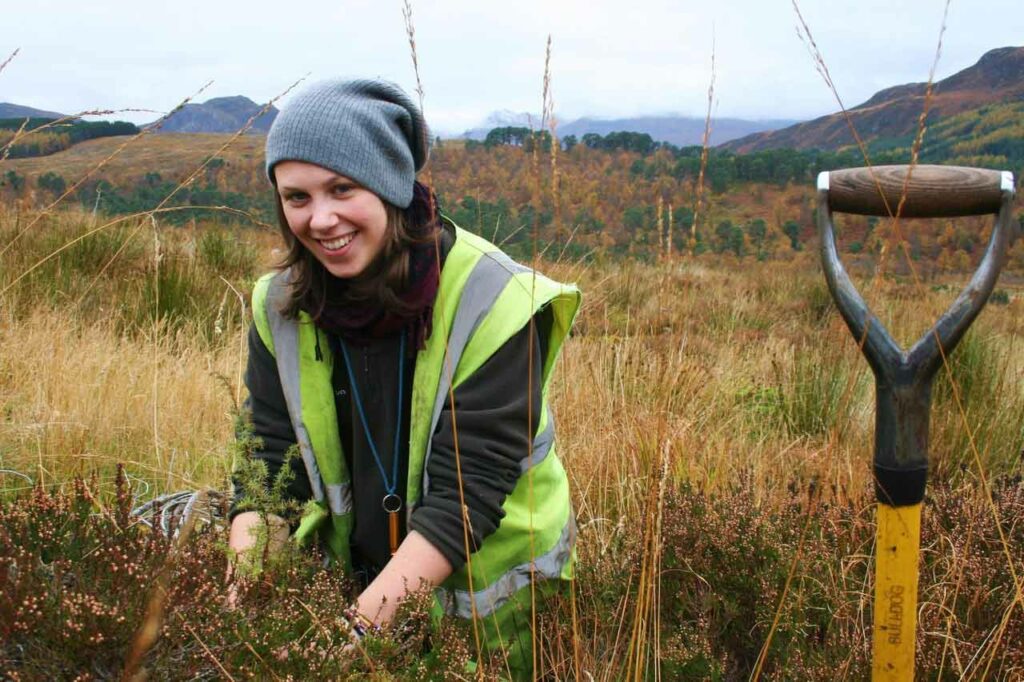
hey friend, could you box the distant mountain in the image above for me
[458,110,541,140]
[0,102,66,120]
[723,46,1024,153]
[557,115,799,147]
[460,112,799,147]
[148,96,278,134]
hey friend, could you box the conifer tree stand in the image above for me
[816,165,1017,681]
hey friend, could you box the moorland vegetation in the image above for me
[1,199,1022,678]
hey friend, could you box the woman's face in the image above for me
[274,161,390,279]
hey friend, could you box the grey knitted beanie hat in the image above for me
[265,78,430,208]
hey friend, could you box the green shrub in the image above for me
[197,228,258,278]
[772,338,867,439]
[931,328,1024,479]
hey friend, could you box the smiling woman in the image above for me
[227,78,582,679]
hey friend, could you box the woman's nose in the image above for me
[308,199,338,231]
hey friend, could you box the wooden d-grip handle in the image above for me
[822,165,1012,218]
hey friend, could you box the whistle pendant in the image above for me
[388,510,400,555]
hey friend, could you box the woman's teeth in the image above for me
[321,234,355,250]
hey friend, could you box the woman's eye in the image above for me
[283,192,308,203]
[332,183,355,196]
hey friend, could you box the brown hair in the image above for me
[272,187,438,321]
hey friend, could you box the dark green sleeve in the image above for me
[409,309,551,570]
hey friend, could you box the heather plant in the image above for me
[0,471,172,677]
[916,481,1024,679]
[655,483,871,679]
[513,478,1023,679]
[0,465,475,679]
[0,439,1022,678]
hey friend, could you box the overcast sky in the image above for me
[2,0,1022,135]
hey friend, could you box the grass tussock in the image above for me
[931,327,1024,478]
[0,204,269,341]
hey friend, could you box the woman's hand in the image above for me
[354,530,453,626]
[225,511,290,608]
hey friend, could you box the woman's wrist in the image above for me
[343,605,381,640]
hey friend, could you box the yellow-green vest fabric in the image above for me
[251,225,581,669]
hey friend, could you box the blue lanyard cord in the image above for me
[337,334,405,497]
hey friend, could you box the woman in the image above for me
[228,78,580,677]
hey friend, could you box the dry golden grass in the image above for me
[0,205,280,496]
[1,133,265,185]
[5,204,1021,498]
[0,309,243,492]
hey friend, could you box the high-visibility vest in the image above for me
[251,225,581,645]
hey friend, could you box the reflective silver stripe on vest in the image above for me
[422,251,529,492]
[439,514,575,619]
[520,407,554,474]
[263,277,355,517]
[326,482,353,517]
[266,277,326,507]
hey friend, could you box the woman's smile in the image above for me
[319,232,357,252]
[319,229,360,253]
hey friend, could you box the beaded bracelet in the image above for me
[344,606,380,640]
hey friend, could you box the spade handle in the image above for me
[817,165,1017,496]
[823,164,1012,218]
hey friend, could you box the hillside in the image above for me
[0,130,817,257]
[557,115,799,147]
[724,46,1024,153]
[0,102,65,119]
[146,96,278,134]
[0,132,264,179]
[875,100,1024,169]
[4,129,1020,276]
[0,119,139,159]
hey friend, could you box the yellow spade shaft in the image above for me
[872,502,922,681]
